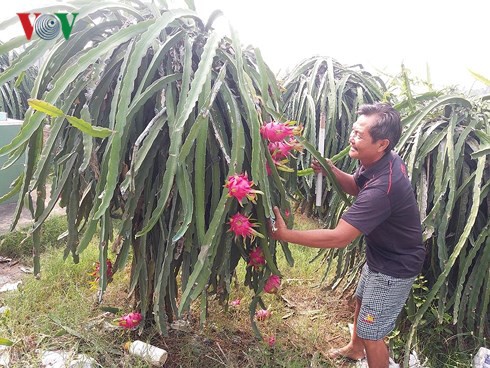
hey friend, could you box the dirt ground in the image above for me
[0,259,26,288]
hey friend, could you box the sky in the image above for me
[2,0,489,90]
[194,0,490,90]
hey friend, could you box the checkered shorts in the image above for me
[355,263,416,340]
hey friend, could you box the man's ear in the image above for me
[377,139,390,152]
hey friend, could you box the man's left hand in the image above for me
[268,206,288,241]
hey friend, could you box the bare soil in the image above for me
[0,259,26,287]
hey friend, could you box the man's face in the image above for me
[348,114,388,166]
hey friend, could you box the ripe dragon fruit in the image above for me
[115,312,143,329]
[264,274,281,294]
[224,173,263,205]
[230,299,241,307]
[248,247,266,269]
[260,121,294,142]
[267,335,276,347]
[255,309,271,321]
[268,141,294,160]
[90,259,113,283]
[228,212,264,240]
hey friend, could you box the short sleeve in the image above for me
[352,167,362,188]
[341,188,391,235]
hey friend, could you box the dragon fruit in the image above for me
[264,274,281,294]
[255,309,271,321]
[224,173,263,205]
[248,247,266,269]
[267,335,276,347]
[115,312,143,329]
[260,121,294,142]
[268,141,294,160]
[228,212,264,240]
[90,259,113,283]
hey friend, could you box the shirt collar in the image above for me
[359,151,393,179]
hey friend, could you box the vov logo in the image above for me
[17,13,79,41]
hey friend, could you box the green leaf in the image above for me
[469,69,490,86]
[65,116,113,138]
[0,173,23,204]
[136,30,221,236]
[48,314,84,339]
[0,338,13,346]
[471,145,490,159]
[27,99,64,117]
[99,306,121,314]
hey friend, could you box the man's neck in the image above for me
[360,151,389,168]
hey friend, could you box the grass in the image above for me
[0,212,478,367]
[0,242,155,367]
[0,216,68,261]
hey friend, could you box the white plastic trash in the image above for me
[0,281,21,293]
[473,347,490,368]
[41,350,96,368]
[69,354,97,368]
[41,350,67,368]
[0,346,10,367]
[126,340,168,365]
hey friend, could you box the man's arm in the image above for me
[311,160,359,196]
[269,207,361,249]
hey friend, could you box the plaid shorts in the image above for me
[355,263,416,340]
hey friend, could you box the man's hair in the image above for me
[357,103,401,152]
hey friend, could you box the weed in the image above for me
[0,216,67,261]
[0,212,477,367]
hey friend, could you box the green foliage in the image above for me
[0,2,293,337]
[0,48,36,120]
[0,216,67,259]
[28,99,113,138]
[0,214,474,367]
[397,95,490,365]
[0,245,155,367]
[282,57,387,293]
[283,63,490,361]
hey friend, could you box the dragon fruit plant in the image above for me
[1,1,299,341]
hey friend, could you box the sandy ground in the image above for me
[0,259,25,289]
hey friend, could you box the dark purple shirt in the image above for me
[342,151,425,278]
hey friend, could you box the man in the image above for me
[269,103,425,368]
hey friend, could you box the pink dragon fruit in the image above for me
[267,335,276,347]
[224,173,263,205]
[286,137,304,152]
[228,212,264,240]
[255,309,271,321]
[89,259,113,284]
[116,312,143,329]
[230,299,241,307]
[260,121,294,142]
[248,247,266,269]
[264,274,281,294]
[268,141,294,160]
